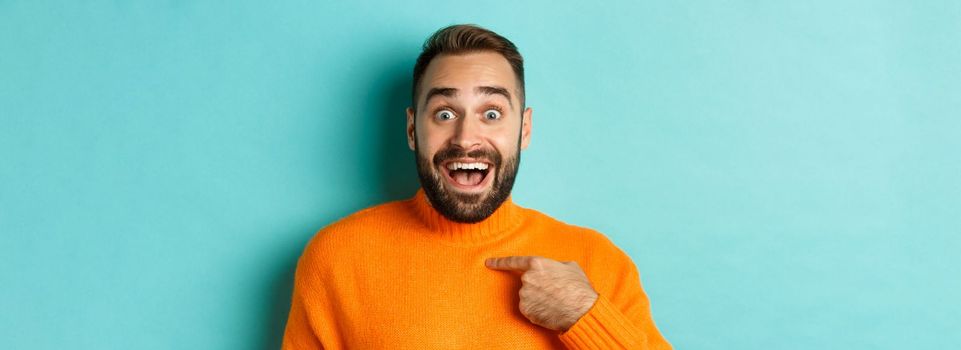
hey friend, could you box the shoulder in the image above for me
[546,217,640,291]
[299,198,412,264]
[520,206,634,264]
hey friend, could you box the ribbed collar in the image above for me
[410,187,523,244]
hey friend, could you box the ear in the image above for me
[520,106,533,150]
[406,107,416,151]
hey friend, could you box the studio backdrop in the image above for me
[1,1,958,349]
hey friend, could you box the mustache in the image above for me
[432,146,502,167]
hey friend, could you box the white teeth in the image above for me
[445,162,490,170]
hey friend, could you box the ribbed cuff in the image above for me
[558,293,644,349]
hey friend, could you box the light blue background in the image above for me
[2,1,959,349]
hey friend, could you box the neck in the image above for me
[410,188,523,244]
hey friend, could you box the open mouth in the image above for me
[440,159,494,192]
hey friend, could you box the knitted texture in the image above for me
[281,188,672,349]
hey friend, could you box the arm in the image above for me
[280,257,324,350]
[557,252,672,350]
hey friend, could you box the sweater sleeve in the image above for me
[281,255,325,350]
[557,250,672,350]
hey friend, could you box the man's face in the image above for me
[406,52,533,223]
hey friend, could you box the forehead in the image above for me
[420,52,518,103]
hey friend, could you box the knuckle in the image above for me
[529,257,544,270]
[518,301,531,314]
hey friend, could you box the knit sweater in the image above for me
[281,188,672,349]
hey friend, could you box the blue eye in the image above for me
[435,110,455,120]
[484,109,501,120]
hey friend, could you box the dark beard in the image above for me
[415,143,520,223]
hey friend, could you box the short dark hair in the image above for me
[411,24,525,111]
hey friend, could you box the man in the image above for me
[281,24,672,349]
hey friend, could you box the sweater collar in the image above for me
[410,187,523,243]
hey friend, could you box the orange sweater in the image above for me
[281,189,672,349]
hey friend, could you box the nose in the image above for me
[449,114,482,150]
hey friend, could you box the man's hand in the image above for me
[485,256,599,332]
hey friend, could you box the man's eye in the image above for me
[435,110,455,120]
[484,109,501,120]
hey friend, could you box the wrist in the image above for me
[562,290,599,332]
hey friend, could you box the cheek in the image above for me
[418,125,456,149]
[491,131,521,152]
[417,135,444,154]
[415,137,444,163]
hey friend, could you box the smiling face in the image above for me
[407,52,533,223]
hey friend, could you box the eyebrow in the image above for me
[423,85,514,109]
[423,87,458,108]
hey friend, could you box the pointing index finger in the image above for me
[485,256,540,271]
